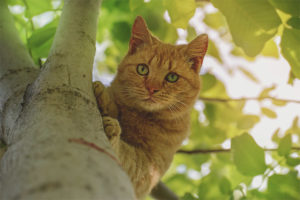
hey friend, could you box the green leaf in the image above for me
[25,0,52,17]
[267,171,300,199]
[271,128,281,143]
[129,0,144,11]
[219,177,232,194]
[259,85,276,98]
[111,21,131,42]
[211,0,281,56]
[238,67,259,83]
[261,107,277,118]
[278,134,292,156]
[237,115,260,129]
[281,27,300,79]
[187,25,197,43]
[163,0,196,29]
[272,99,287,106]
[231,133,267,176]
[231,46,255,61]
[261,39,279,58]
[286,157,300,167]
[207,40,222,63]
[181,193,198,200]
[268,0,300,17]
[201,73,217,93]
[287,17,300,29]
[203,11,226,30]
[28,20,58,63]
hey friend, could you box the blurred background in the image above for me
[7,0,300,199]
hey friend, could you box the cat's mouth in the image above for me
[143,97,156,103]
[139,96,164,111]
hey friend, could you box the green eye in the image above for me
[166,73,179,83]
[136,64,149,76]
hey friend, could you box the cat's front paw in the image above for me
[93,81,105,97]
[102,116,121,139]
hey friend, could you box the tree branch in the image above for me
[0,0,38,140]
[0,0,35,71]
[0,0,135,199]
[151,181,179,200]
[199,96,300,104]
[44,0,100,92]
[177,147,300,154]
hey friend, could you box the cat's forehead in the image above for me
[142,44,187,67]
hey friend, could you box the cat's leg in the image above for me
[93,81,109,116]
[93,81,121,152]
[102,116,121,154]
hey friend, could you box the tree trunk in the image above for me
[0,0,135,199]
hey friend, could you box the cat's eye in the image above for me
[136,64,149,76]
[166,73,179,83]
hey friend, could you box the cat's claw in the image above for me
[102,116,121,139]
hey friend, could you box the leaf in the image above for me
[163,0,196,29]
[186,25,197,42]
[259,86,276,98]
[286,157,300,167]
[231,46,255,61]
[25,0,52,17]
[111,21,131,42]
[271,128,281,143]
[287,17,300,29]
[211,0,281,56]
[281,27,300,79]
[231,133,267,176]
[219,177,232,195]
[203,11,226,30]
[267,171,300,199]
[207,40,222,63]
[278,134,292,156]
[200,73,217,92]
[237,115,260,129]
[288,70,296,85]
[238,67,259,83]
[181,193,198,200]
[261,107,277,118]
[28,20,58,63]
[268,0,300,17]
[272,99,287,106]
[261,39,279,58]
[129,0,144,11]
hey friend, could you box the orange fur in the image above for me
[94,16,208,199]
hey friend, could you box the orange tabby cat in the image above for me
[93,16,208,199]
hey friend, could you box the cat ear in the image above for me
[129,16,152,54]
[186,34,208,73]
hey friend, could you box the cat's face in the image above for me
[113,16,208,114]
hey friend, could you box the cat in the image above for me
[93,16,208,199]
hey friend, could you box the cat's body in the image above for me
[94,16,208,199]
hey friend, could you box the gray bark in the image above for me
[0,0,135,199]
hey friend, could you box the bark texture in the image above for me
[0,0,135,199]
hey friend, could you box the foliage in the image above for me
[6,0,300,199]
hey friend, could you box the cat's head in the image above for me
[113,16,208,115]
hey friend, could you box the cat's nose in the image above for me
[147,87,159,95]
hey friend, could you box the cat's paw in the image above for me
[102,116,121,139]
[93,81,105,97]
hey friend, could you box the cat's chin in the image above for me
[137,99,164,112]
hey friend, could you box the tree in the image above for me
[0,0,135,199]
[1,0,300,199]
